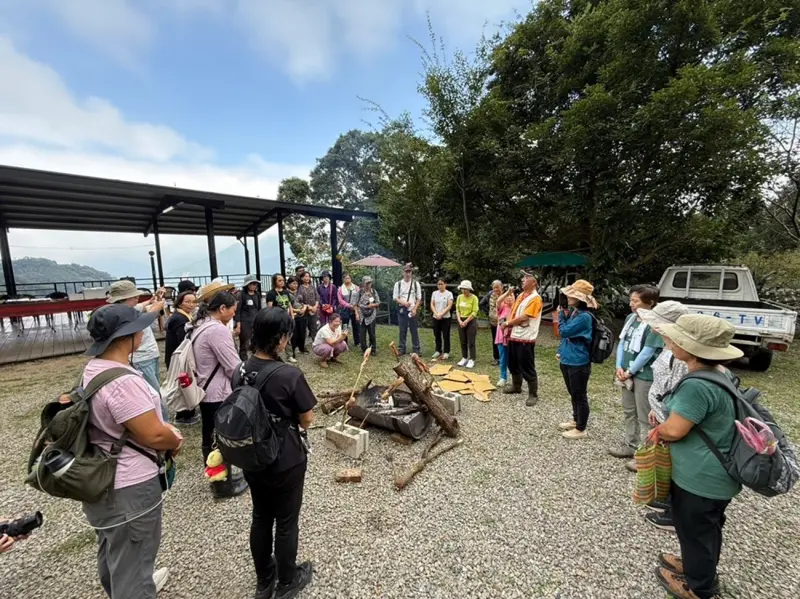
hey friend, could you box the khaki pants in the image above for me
[621,378,653,447]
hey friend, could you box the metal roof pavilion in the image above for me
[0,165,377,295]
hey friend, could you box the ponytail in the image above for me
[193,290,237,325]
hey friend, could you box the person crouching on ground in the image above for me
[648,315,743,599]
[502,271,543,406]
[635,300,690,532]
[82,304,184,599]
[494,286,515,387]
[242,308,316,599]
[555,280,598,440]
[191,282,248,499]
[456,280,479,368]
[609,284,663,472]
[235,275,263,361]
[312,312,348,368]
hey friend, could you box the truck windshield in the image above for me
[672,271,739,291]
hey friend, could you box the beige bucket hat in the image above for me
[561,279,598,309]
[657,314,744,361]
[638,301,689,328]
[458,280,474,292]
[106,280,141,304]
[197,280,236,303]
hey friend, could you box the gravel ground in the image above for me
[1,325,799,599]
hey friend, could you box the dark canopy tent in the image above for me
[0,165,377,295]
[516,251,588,268]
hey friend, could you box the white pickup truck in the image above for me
[658,265,797,371]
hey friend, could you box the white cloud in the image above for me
[48,0,153,69]
[0,37,309,277]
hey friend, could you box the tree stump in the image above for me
[393,360,460,437]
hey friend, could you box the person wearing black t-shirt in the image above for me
[165,290,199,425]
[242,307,316,599]
[266,273,293,313]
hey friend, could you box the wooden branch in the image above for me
[318,380,372,414]
[394,360,460,437]
[395,439,464,490]
[380,377,406,401]
[421,429,443,459]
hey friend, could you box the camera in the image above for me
[558,293,570,310]
[0,512,43,538]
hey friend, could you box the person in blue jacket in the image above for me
[556,280,598,440]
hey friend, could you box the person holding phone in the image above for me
[393,263,422,356]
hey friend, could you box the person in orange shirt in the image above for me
[501,271,543,406]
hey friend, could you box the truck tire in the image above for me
[749,349,773,372]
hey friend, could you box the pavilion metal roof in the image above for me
[0,164,377,238]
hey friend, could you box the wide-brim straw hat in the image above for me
[197,280,236,303]
[657,314,744,361]
[106,280,141,304]
[458,280,474,292]
[561,279,598,309]
[638,301,689,328]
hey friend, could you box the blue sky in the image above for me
[0,0,531,278]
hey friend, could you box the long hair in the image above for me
[250,307,294,358]
[193,291,237,325]
[272,273,285,289]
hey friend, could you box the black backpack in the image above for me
[588,313,614,364]
[676,370,799,497]
[214,361,289,472]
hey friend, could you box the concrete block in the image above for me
[326,423,369,458]
[335,468,363,483]
[433,391,461,415]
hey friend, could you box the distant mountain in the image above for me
[6,257,113,296]
[169,237,285,280]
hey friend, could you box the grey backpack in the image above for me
[678,370,799,497]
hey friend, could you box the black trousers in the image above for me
[245,462,307,586]
[560,363,591,430]
[293,316,308,353]
[432,317,451,354]
[199,402,221,459]
[490,325,499,360]
[238,321,253,361]
[672,482,730,598]
[458,319,477,360]
[339,309,361,346]
[361,320,377,354]
[508,341,538,389]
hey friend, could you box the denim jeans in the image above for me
[497,344,508,380]
[397,308,420,354]
[134,357,168,420]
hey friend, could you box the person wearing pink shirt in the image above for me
[494,287,515,387]
[337,272,361,347]
[190,282,248,499]
[81,303,184,599]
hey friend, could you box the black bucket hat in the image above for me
[85,304,158,356]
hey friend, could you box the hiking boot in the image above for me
[504,375,522,395]
[654,567,721,599]
[211,468,249,500]
[608,445,635,459]
[625,459,637,473]
[562,428,587,440]
[558,420,577,431]
[153,568,169,593]
[525,390,538,407]
[645,510,675,532]
[254,577,276,599]
[275,562,313,599]
[174,413,200,426]
[658,553,683,576]
[647,499,671,513]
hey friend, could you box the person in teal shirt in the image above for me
[608,285,663,471]
[455,281,479,369]
[648,314,743,599]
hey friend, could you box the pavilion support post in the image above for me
[153,219,165,287]
[253,227,261,281]
[240,238,251,275]
[277,210,286,277]
[330,218,342,286]
[205,207,218,279]
[0,213,16,297]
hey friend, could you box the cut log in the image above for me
[335,468,363,483]
[318,380,372,414]
[395,438,464,490]
[393,361,460,438]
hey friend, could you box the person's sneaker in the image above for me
[153,568,169,593]
[442,353,450,360]
[492,359,499,366]
[562,428,587,440]
[625,459,637,473]
[608,445,635,459]
[654,566,714,599]
[432,351,441,359]
[496,378,507,387]
[645,510,675,532]
[175,414,200,426]
[275,562,313,599]
[647,499,671,513]
[658,553,684,575]
[255,576,277,599]
[457,358,467,367]
[288,356,298,364]
[558,420,577,431]
[466,360,475,369]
